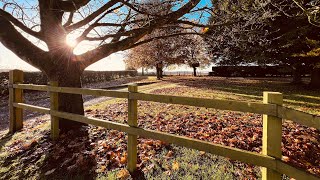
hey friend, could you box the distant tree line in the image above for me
[209,65,310,77]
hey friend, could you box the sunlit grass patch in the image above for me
[142,146,255,180]
[0,120,50,179]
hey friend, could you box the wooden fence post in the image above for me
[127,84,138,173]
[262,92,283,180]
[50,81,59,140]
[9,70,24,133]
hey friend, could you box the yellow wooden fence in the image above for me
[8,70,320,180]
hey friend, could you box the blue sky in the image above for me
[0,0,212,71]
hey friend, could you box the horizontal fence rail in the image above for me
[130,92,278,116]
[13,83,320,130]
[279,107,320,130]
[13,84,128,98]
[7,70,320,180]
[13,103,50,114]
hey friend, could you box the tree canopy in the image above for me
[125,30,210,79]
[205,0,320,86]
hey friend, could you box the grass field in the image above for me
[0,76,319,180]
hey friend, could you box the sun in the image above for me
[66,35,77,47]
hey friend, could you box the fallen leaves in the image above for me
[84,84,320,177]
[116,169,130,180]
[165,151,174,158]
[172,161,179,171]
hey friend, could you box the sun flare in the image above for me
[66,36,77,47]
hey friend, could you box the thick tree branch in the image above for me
[0,16,52,72]
[79,26,148,41]
[63,12,74,27]
[0,9,43,40]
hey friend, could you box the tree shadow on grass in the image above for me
[0,132,13,151]
[0,129,97,180]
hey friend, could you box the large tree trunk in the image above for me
[193,67,197,76]
[160,68,163,78]
[310,66,320,88]
[292,63,302,84]
[47,56,86,133]
[156,67,161,80]
[156,63,163,80]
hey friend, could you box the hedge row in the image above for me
[209,65,310,77]
[0,70,137,96]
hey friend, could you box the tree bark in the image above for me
[292,63,302,84]
[47,55,86,133]
[193,67,197,76]
[310,65,320,88]
[156,63,163,80]
[160,68,163,78]
[156,67,161,80]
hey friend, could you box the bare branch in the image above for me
[65,0,119,31]
[0,9,43,39]
[56,0,91,12]
[126,32,203,49]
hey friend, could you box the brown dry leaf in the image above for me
[116,169,130,180]
[164,170,171,176]
[22,139,37,150]
[145,140,153,145]
[120,156,127,164]
[172,161,179,171]
[166,151,174,158]
[96,165,107,173]
[102,142,110,149]
[282,156,290,162]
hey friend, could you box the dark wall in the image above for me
[0,70,137,96]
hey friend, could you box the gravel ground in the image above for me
[0,76,155,131]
